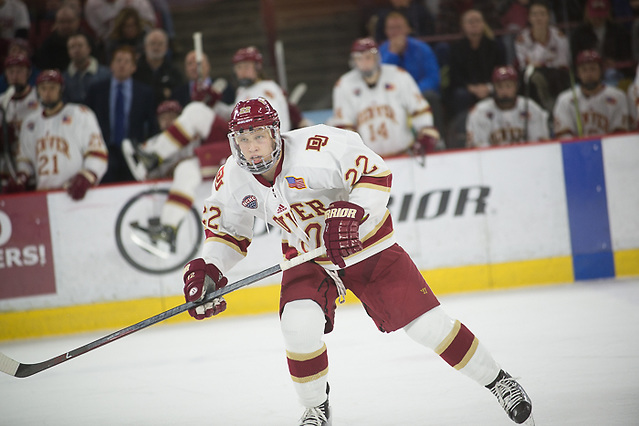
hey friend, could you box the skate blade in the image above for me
[130,232,170,259]
[122,139,148,182]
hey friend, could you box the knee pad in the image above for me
[403,306,456,350]
[281,299,325,353]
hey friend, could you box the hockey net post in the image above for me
[0,247,325,378]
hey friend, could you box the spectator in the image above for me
[367,0,434,43]
[84,0,156,43]
[149,0,177,49]
[133,28,183,104]
[330,38,440,157]
[104,7,147,63]
[62,33,110,104]
[466,65,549,147]
[172,49,235,107]
[0,0,30,42]
[570,0,633,86]
[435,0,500,35]
[34,5,82,71]
[514,0,571,113]
[379,11,444,143]
[120,99,229,255]
[446,9,506,148]
[0,38,38,91]
[212,46,291,132]
[553,50,631,138]
[85,45,156,183]
[13,69,108,199]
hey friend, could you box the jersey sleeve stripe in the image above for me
[354,173,392,192]
[86,150,108,161]
[204,230,250,255]
[411,106,432,118]
[165,123,192,148]
[361,210,394,249]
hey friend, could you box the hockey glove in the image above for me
[66,170,96,200]
[323,201,365,268]
[414,128,440,154]
[183,258,228,320]
[191,82,222,107]
[4,172,29,193]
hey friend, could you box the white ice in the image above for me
[1,277,638,425]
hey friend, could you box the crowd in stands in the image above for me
[0,0,638,196]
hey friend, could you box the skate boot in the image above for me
[130,217,177,257]
[298,384,331,426]
[488,370,534,425]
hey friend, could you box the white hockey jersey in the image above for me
[200,124,395,273]
[553,84,631,138]
[331,64,434,156]
[16,103,108,190]
[0,86,39,138]
[627,72,639,130]
[214,79,292,132]
[466,96,549,147]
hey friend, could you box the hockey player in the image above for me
[181,97,535,425]
[466,65,549,148]
[211,46,292,132]
[13,70,108,200]
[330,37,439,157]
[0,54,40,189]
[553,50,631,138]
[123,99,229,254]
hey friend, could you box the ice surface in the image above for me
[1,277,638,425]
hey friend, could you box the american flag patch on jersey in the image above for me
[285,176,306,189]
[62,115,72,124]
[242,195,258,209]
[385,83,395,91]
[605,97,617,105]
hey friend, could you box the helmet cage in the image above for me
[228,125,282,174]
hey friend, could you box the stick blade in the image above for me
[0,352,20,377]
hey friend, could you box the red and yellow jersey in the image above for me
[200,124,394,272]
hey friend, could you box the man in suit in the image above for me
[86,45,157,183]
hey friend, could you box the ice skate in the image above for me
[488,370,534,425]
[130,217,177,258]
[122,138,160,181]
[298,385,331,426]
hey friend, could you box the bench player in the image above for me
[330,37,440,157]
[466,65,549,147]
[553,50,631,138]
[181,97,535,425]
[13,70,108,200]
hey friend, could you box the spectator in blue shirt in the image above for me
[379,11,444,144]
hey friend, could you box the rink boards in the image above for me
[1,132,638,340]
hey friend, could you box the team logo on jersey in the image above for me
[242,194,258,209]
[276,204,287,214]
[62,115,72,124]
[239,106,251,114]
[306,135,329,151]
[285,176,306,189]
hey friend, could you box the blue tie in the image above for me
[113,83,126,145]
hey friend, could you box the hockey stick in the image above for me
[1,86,18,184]
[0,247,326,378]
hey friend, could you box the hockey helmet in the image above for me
[351,38,378,55]
[232,46,263,65]
[228,97,282,174]
[4,54,31,69]
[575,49,603,67]
[156,100,183,116]
[492,65,518,83]
[36,69,64,86]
